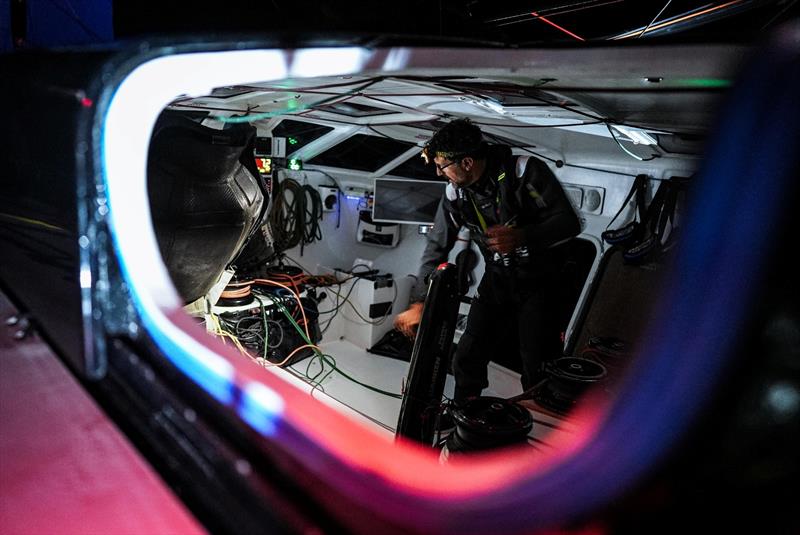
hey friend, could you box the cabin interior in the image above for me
[143,44,740,451]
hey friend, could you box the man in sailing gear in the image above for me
[394,118,580,403]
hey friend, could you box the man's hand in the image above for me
[485,225,524,254]
[394,302,424,339]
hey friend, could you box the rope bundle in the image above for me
[268,177,323,255]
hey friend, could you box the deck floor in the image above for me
[275,338,577,448]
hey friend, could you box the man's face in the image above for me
[434,156,476,187]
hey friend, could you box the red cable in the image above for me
[531,11,585,41]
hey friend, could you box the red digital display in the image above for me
[255,157,272,176]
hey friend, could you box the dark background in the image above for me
[3,0,799,51]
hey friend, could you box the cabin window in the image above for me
[314,101,401,117]
[208,86,253,99]
[386,151,437,181]
[444,83,579,108]
[270,119,333,155]
[307,133,415,172]
[399,119,451,132]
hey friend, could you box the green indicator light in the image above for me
[677,78,731,88]
[288,159,303,171]
[288,137,298,145]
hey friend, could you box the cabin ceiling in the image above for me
[166,44,746,138]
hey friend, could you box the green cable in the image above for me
[305,352,336,394]
[320,353,402,399]
[273,301,402,399]
[274,300,316,347]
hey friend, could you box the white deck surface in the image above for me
[269,338,578,449]
[287,339,426,433]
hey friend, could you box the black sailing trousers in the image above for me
[452,265,562,403]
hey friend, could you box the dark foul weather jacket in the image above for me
[411,144,581,302]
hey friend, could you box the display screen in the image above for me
[372,178,446,225]
[254,137,272,156]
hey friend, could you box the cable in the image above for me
[637,0,673,38]
[529,10,586,41]
[251,278,312,340]
[305,352,336,384]
[320,354,402,399]
[318,278,362,334]
[489,0,623,27]
[214,78,385,124]
[311,170,344,228]
[611,0,748,40]
[282,363,397,431]
[206,314,251,356]
[215,279,402,399]
[434,80,607,124]
[350,263,375,274]
[300,184,323,253]
[265,264,307,298]
[219,281,252,300]
[480,129,648,179]
[606,123,661,162]
[340,281,398,327]
[367,85,702,138]
[274,299,403,399]
[297,350,402,399]
[268,177,303,252]
[472,119,605,129]
[761,0,799,30]
[244,272,402,399]
[268,178,324,256]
